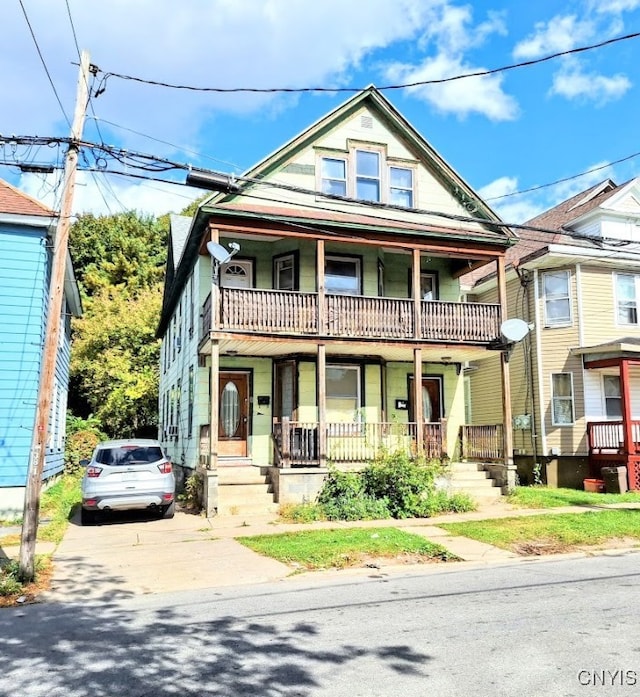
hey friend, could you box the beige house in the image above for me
[158,87,518,516]
[463,178,640,491]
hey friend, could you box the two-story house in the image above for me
[157,87,517,516]
[463,177,640,492]
[0,179,82,517]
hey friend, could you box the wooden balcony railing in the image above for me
[272,419,445,467]
[460,424,504,461]
[587,420,640,457]
[200,293,212,343]
[211,288,500,344]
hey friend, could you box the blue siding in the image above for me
[0,223,70,487]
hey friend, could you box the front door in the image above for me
[408,377,442,423]
[218,372,249,457]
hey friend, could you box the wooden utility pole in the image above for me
[19,51,90,581]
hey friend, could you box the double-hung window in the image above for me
[551,373,574,425]
[615,273,639,325]
[543,270,571,326]
[355,150,381,202]
[603,375,622,418]
[325,255,361,295]
[274,252,297,291]
[320,158,347,196]
[390,166,413,207]
[326,365,361,424]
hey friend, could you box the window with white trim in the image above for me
[320,157,347,196]
[603,375,622,418]
[543,270,571,326]
[356,150,381,202]
[551,373,574,425]
[274,253,297,291]
[615,273,639,325]
[390,166,413,207]
[325,255,361,295]
[326,365,361,423]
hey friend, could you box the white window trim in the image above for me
[602,373,622,420]
[389,165,414,207]
[325,254,362,295]
[542,269,572,327]
[319,156,347,197]
[274,253,296,291]
[550,372,575,426]
[614,272,640,326]
[326,364,362,430]
[353,148,382,202]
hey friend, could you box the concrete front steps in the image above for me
[217,464,280,517]
[446,461,503,501]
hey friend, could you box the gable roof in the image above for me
[0,178,55,218]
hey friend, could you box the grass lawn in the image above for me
[239,527,460,570]
[441,509,640,555]
[508,486,640,509]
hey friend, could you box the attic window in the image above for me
[360,115,373,129]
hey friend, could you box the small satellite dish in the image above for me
[500,318,530,343]
[206,241,240,264]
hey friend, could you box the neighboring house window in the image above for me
[615,273,639,324]
[188,366,194,438]
[603,375,622,418]
[320,157,347,196]
[188,273,194,338]
[274,252,298,291]
[551,373,574,425]
[543,270,571,326]
[325,255,362,295]
[326,365,361,423]
[356,150,381,202]
[176,378,182,439]
[390,166,413,207]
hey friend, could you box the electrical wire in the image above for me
[91,31,640,95]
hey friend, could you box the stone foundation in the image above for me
[268,466,329,505]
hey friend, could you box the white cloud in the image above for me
[551,64,631,103]
[590,0,640,12]
[513,15,595,59]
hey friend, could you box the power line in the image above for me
[18,0,71,128]
[92,31,640,96]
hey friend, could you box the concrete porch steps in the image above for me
[217,465,279,517]
[446,461,503,501]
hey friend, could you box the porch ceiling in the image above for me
[201,335,497,363]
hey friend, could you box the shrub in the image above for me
[64,413,107,475]
[317,469,391,521]
[0,560,22,597]
[279,503,327,523]
[178,471,203,511]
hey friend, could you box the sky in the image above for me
[2,0,640,225]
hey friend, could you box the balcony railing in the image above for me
[207,288,500,344]
[272,420,446,467]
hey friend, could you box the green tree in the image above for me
[70,284,162,437]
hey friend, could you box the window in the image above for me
[274,252,298,291]
[188,366,194,438]
[326,365,361,423]
[551,373,574,425]
[275,361,296,420]
[356,150,380,202]
[390,167,413,207]
[604,375,622,418]
[543,270,571,325]
[320,157,347,196]
[325,255,361,295]
[420,272,438,301]
[615,273,639,324]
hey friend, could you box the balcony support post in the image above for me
[413,348,424,455]
[318,343,327,467]
[317,239,326,335]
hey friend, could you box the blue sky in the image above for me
[2,0,640,224]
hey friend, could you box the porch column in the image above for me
[318,343,327,467]
[317,239,326,335]
[413,348,424,455]
[412,248,422,339]
[620,359,634,493]
[209,224,221,473]
[497,257,516,490]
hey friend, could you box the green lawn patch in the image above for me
[441,509,640,555]
[507,486,640,509]
[239,527,460,570]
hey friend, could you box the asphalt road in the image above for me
[1,551,639,697]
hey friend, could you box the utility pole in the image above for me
[19,50,90,581]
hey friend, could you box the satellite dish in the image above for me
[206,241,240,264]
[500,318,530,343]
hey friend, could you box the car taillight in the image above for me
[86,466,102,478]
[157,462,172,474]
[162,493,173,501]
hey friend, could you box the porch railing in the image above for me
[272,419,445,467]
[460,424,504,461]
[587,420,640,456]
[213,288,500,344]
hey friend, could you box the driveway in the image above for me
[44,510,292,603]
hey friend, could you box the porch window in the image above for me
[326,365,361,423]
[187,365,194,438]
[543,270,571,326]
[275,361,296,419]
[603,375,622,418]
[274,252,297,291]
[551,373,574,425]
[389,166,413,207]
[421,272,438,301]
[325,255,362,295]
[320,157,347,197]
[615,273,639,324]
[356,150,381,202]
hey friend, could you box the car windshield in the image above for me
[95,446,164,466]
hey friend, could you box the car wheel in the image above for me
[162,501,175,519]
[81,508,96,526]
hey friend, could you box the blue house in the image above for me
[0,179,82,518]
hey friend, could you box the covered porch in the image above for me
[574,339,640,491]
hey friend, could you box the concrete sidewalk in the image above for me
[26,499,640,604]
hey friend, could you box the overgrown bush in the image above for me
[64,413,107,475]
[317,469,391,521]
[278,502,327,523]
[178,471,203,511]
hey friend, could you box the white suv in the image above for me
[80,439,175,525]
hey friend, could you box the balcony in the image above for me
[201,288,501,344]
